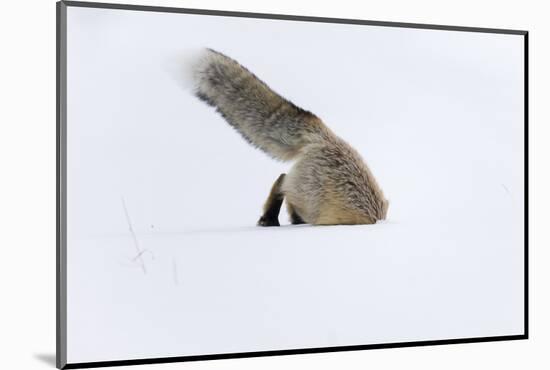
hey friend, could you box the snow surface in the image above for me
[66,6,525,363]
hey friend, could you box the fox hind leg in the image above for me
[258,174,286,227]
[286,201,306,225]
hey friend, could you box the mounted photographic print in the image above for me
[56,1,528,368]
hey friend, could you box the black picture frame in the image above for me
[56,1,529,368]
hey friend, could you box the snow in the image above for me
[65,6,525,364]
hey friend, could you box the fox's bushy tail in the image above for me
[190,48,328,161]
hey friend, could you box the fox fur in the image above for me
[189,48,388,226]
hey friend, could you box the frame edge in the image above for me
[523,31,529,339]
[62,0,527,35]
[63,335,527,369]
[56,1,68,369]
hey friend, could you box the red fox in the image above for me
[189,48,388,226]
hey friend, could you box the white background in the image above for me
[64,4,524,364]
[0,0,548,370]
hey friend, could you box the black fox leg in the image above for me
[258,174,286,227]
[286,201,306,225]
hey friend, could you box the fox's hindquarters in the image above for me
[282,142,388,225]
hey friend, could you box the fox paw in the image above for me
[257,216,280,227]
